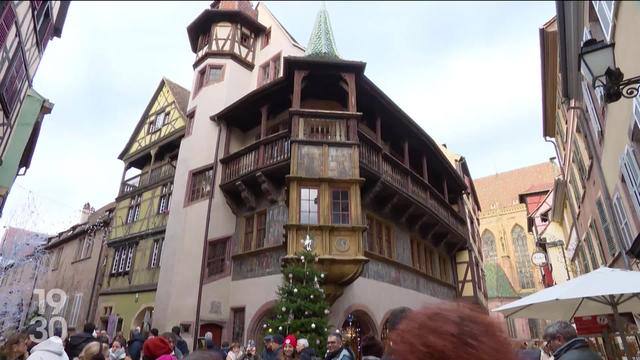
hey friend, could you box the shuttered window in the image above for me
[620,145,640,216]
[1,46,26,116]
[592,1,615,41]
[582,82,602,141]
[0,4,15,49]
[595,198,617,256]
[612,193,633,249]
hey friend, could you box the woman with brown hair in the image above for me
[391,302,517,360]
[78,342,109,360]
[278,336,297,360]
[0,334,29,360]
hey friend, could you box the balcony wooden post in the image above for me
[341,72,357,112]
[223,123,231,157]
[422,155,429,182]
[292,70,308,109]
[443,178,449,203]
[375,115,382,144]
[403,140,409,167]
[258,105,268,166]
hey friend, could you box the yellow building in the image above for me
[95,78,190,336]
[475,161,557,340]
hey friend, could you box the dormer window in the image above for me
[148,110,169,133]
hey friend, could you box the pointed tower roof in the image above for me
[305,2,340,58]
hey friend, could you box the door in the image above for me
[199,323,223,348]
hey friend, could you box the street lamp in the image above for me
[579,39,640,103]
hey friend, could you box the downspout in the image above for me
[567,105,631,270]
[87,218,110,324]
[193,120,223,350]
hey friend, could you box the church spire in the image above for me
[305,2,340,58]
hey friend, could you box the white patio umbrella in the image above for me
[493,267,640,359]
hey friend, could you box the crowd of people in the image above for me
[0,303,604,360]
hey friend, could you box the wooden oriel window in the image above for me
[300,187,319,224]
[410,239,439,278]
[242,210,267,252]
[366,214,394,259]
[331,190,350,224]
[206,238,228,278]
[243,215,254,252]
[188,166,213,204]
[257,53,281,87]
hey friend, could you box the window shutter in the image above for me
[592,1,615,41]
[0,4,15,48]
[582,82,601,140]
[612,193,632,248]
[620,145,640,216]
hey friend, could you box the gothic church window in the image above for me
[481,230,497,263]
[511,225,534,289]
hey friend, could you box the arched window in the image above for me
[481,230,497,263]
[511,225,534,289]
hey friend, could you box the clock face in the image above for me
[335,238,349,252]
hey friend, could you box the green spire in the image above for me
[305,2,340,58]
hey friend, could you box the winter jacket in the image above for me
[238,353,261,360]
[127,334,145,360]
[109,348,126,360]
[517,349,541,360]
[65,333,95,360]
[299,348,315,360]
[175,337,189,357]
[28,337,70,360]
[553,338,601,360]
[325,348,353,360]
[260,348,279,360]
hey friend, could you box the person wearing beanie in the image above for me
[390,303,516,360]
[142,337,173,360]
[170,328,189,358]
[269,337,282,360]
[360,336,383,360]
[278,336,296,360]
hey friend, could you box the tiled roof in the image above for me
[163,78,190,115]
[474,162,556,210]
[484,262,519,298]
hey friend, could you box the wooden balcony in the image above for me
[220,131,290,185]
[359,130,468,239]
[119,162,175,196]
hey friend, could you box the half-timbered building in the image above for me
[95,78,190,336]
[154,1,485,354]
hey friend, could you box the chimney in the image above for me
[80,203,93,223]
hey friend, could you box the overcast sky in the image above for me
[1,1,556,235]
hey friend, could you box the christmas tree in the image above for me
[263,235,330,355]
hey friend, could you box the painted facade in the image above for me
[35,203,114,335]
[541,2,640,278]
[475,162,559,340]
[0,1,69,216]
[154,1,483,355]
[95,78,190,336]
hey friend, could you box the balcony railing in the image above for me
[120,162,176,196]
[221,131,290,184]
[300,117,350,141]
[359,131,467,237]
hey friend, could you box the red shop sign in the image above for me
[574,315,609,335]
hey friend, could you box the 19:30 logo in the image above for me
[29,289,68,343]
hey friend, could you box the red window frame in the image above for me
[331,189,350,224]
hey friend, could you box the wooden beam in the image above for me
[383,195,400,215]
[221,192,240,215]
[363,180,383,206]
[235,181,256,210]
[403,140,409,167]
[443,178,449,203]
[375,115,382,143]
[260,105,268,139]
[256,171,277,203]
[434,233,449,248]
[400,205,415,225]
[422,155,428,181]
[423,222,440,240]
[412,216,429,233]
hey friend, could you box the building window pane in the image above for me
[511,225,534,289]
[481,230,497,263]
[243,215,254,252]
[300,188,318,224]
[331,190,350,224]
[189,167,213,203]
[207,240,227,277]
[584,229,600,270]
[255,211,266,249]
[613,193,633,249]
[231,308,245,344]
